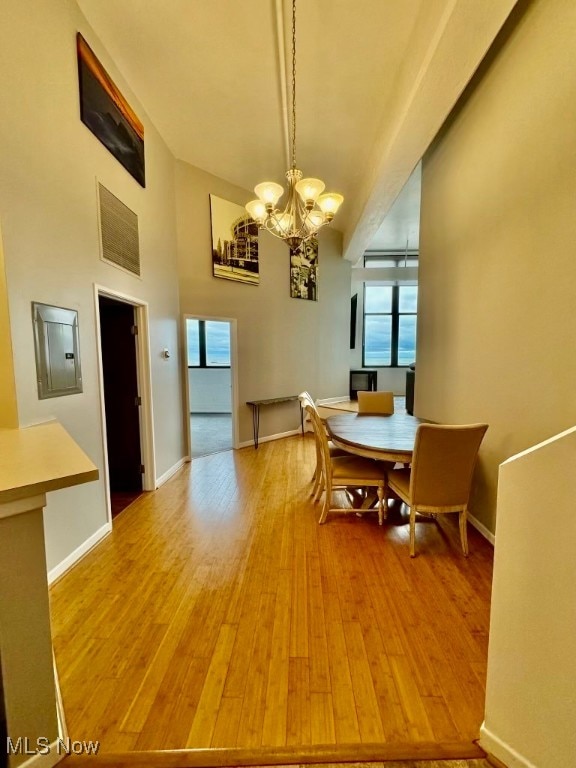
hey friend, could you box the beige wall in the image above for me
[481,427,576,767]
[0,0,186,570]
[176,162,351,444]
[417,0,576,532]
[0,226,18,428]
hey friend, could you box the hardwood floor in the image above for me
[50,435,493,754]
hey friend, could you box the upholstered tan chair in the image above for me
[305,403,388,525]
[386,423,488,557]
[357,390,395,415]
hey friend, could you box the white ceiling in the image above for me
[76,0,518,261]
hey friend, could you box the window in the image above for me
[364,254,419,268]
[363,285,418,367]
[186,319,231,367]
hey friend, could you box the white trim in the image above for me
[317,395,350,405]
[480,723,538,768]
[10,740,63,768]
[238,427,302,449]
[156,456,188,488]
[468,513,495,545]
[47,522,111,585]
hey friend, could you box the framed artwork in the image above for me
[77,33,146,187]
[290,239,318,301]
[210,194,259,285]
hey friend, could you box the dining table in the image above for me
[325,411,426,464]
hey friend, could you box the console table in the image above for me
[246,396,304,448]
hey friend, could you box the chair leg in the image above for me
[377,484,385,526]
[409,506,416,557]
[459,507,469,557]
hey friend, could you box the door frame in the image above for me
[183,314,239,456]
[94,284,156,524]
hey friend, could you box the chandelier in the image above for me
[245,0,343,250]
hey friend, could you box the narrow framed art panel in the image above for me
[290,239,318,301]
[210,195,259,285]
[77,33,146,187]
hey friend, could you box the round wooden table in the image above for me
[325,412,425,463]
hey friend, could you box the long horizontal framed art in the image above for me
[77,33,146,187]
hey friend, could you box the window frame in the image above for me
[362,284,417,368]
[187,319,231,369]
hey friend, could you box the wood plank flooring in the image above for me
[50,435,493,754]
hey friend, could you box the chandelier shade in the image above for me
[245,0,343,249]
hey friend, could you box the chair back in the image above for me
[298,391,316,411]
[410,423,488,508]
[304,403,331,472]
[357,390,395,415]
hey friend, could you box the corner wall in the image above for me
[176,162,351,444]
[417,0,576,532]
[0,0,185,570]
[481,427,576,767]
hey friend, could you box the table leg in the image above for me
[252,404,260,448]
[300,403,304,436]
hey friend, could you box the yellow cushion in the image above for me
[387,467,411,501]
[332,455,386,482]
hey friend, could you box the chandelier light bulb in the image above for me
[317,193,344,219]
[295,177,325,206]
[245,199,267,223]
[271,212,294,236]
[254,181,284,208]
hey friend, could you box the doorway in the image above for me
[98,295,143,516]
[185,316,238,458]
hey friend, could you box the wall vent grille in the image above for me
[98,183,140,276]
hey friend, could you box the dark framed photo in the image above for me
[290,239,318,301]
[77,33,145,187]
[210,194,259,285]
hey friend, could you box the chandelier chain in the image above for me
[244,0,343,248]
[291,0,297,169]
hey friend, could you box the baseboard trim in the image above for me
[156,457,188,488]
[480,723,536,768]
[317,395,350,405]
[47,522,112,585]
[238,428,302,449]
[468,513,495,545]
[63,740,485,767]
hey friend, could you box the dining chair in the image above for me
[386,423,488,557]
[298,391,346,501]
[305,403,388,525]
[357,390,395,415]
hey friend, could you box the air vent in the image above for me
[98,183,140,276]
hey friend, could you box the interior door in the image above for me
[99,296,142,493]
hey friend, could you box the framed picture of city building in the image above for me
[290,239,318,301]
[210,195,259,285]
